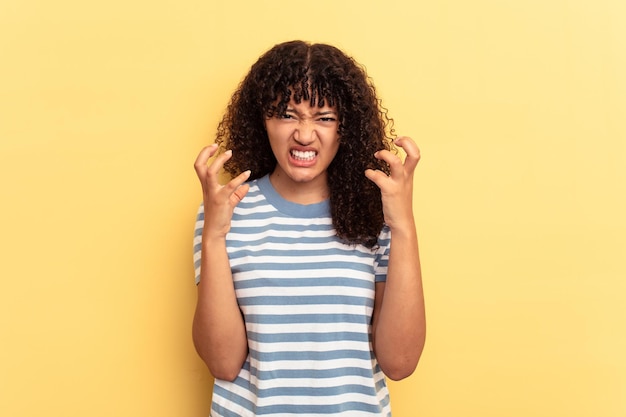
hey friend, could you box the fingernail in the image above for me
[225,149,233,156]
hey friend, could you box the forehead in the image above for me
[285,97,337,113]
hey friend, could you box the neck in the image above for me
[269,170,329,205]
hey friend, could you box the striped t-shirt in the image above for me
[193,174,392,416]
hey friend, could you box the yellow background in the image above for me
[1,0,625,416]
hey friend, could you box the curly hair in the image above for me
[215,40,396,248]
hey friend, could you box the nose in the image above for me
[293,121,316,145]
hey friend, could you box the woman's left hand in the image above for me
[365,136,421,230]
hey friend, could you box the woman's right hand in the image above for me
[193,144,251,380]
[194,144,251,238]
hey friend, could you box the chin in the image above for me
[291,174,318,183]
[283,165,311,177]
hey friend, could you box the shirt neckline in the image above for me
[256,175,331,218]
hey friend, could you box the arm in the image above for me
[365,137,426,381]
[192,145,251,381]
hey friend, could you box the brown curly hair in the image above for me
[215,40,396,248]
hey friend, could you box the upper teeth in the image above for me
[292,150,316,160]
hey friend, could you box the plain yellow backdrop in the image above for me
[1,0,625,416]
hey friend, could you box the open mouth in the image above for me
[290,150,317,161]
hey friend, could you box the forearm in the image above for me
[373,225,426,380]
[192,235,248,381]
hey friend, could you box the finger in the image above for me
[364,168,389,189]
[394,137,421,172]
[206,149,233,178]
[373,149,404,177]
[193,144,219,175]
[232,182,251,203]
[224,169,252,195]
[224,170,251,206]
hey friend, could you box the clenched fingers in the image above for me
[194,144,219,177]
[394,137,421,173]
[194,145,238,193]
[226,170,252,203]
[364,136,421,188]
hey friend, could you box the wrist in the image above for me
[202,228,228,242]
[387,221,417,240]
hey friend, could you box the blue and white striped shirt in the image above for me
[194,175,392,416]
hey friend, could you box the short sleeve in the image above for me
[192,204,204,285]
[374,225,392,283]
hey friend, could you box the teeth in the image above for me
[291,150,316,161]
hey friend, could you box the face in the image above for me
[265,98,340,194]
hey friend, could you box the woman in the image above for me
[193,40,425,416]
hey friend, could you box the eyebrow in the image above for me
[285,108,338,117]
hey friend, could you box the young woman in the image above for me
[193,40,425,416]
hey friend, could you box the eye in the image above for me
[280,113,295,120]
[319,117,337,123]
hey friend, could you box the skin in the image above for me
[265,99,340,204]
[366,136,426,380]
[193,100,426,382]
[193,145,251,381]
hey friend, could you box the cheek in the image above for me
[267,128,292,157]
[267,124,295,142]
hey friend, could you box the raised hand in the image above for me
[364,137,421,230]
[366,136,425,379]
[194,144,251,238]
[192,144,251,378]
